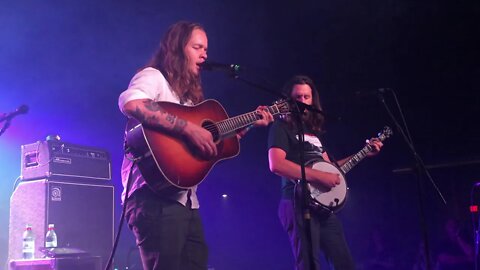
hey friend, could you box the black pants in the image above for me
[125,187,208,270]
[278,199,355,270]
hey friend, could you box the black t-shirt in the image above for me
[267,120,325,199]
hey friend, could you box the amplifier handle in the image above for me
[24,152,39,168]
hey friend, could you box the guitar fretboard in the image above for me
[215,105,282,136]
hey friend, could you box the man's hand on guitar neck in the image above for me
[253,105,274,127]
[236,105,274,139]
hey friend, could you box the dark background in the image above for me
[1,1,479,269]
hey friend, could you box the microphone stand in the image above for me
[376,89,446,270]
[470,183,480,270]
[0,117,12,136]
[476,226,480,270]
[0,112,10,122]
[290,101,318,270]
[226,70,322,270]
[0,105,29,136]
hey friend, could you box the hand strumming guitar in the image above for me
[182,121,218,159]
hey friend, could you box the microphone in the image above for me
[0,105,29,122]
[289,99,324,116]
[355,88,390,98]
[201,61,242,73]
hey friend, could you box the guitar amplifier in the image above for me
[20,140,111,181]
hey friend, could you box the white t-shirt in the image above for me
[118,67,199,208]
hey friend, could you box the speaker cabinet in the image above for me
[8,179,114,269]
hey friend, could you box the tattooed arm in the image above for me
[123,99,218,158]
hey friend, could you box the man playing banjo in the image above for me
[267,75,384,270]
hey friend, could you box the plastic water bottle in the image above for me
[45,224,58,248]
[22,224,35,259]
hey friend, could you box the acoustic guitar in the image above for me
[125,99,290,191]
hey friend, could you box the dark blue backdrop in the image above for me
[1,1,479,269]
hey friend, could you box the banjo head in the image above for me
[308,161,348,212]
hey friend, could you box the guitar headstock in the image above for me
[377,126,393,141]
[271,99,291,116]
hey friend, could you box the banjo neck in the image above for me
[339,126,392,174]
[340,144,374,174]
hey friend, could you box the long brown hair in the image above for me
[147,21,204,104]
[282,75,325,133]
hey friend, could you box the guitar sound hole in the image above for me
[202,120,220,142]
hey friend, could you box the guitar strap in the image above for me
[186,189,192,209]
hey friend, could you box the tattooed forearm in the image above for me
[166,113,187,134]
[131,106,146,123]
[166,113,176,125]
[124,100,188,135]
[145,115,159,126]
[125,99,187,135]
[143,100,162,112]
[129,105,158,125]
[172,118,187,133]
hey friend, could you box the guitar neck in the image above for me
[339,144,374,174]
[215,104,281,136]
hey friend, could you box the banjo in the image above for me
[300,126,393,214]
